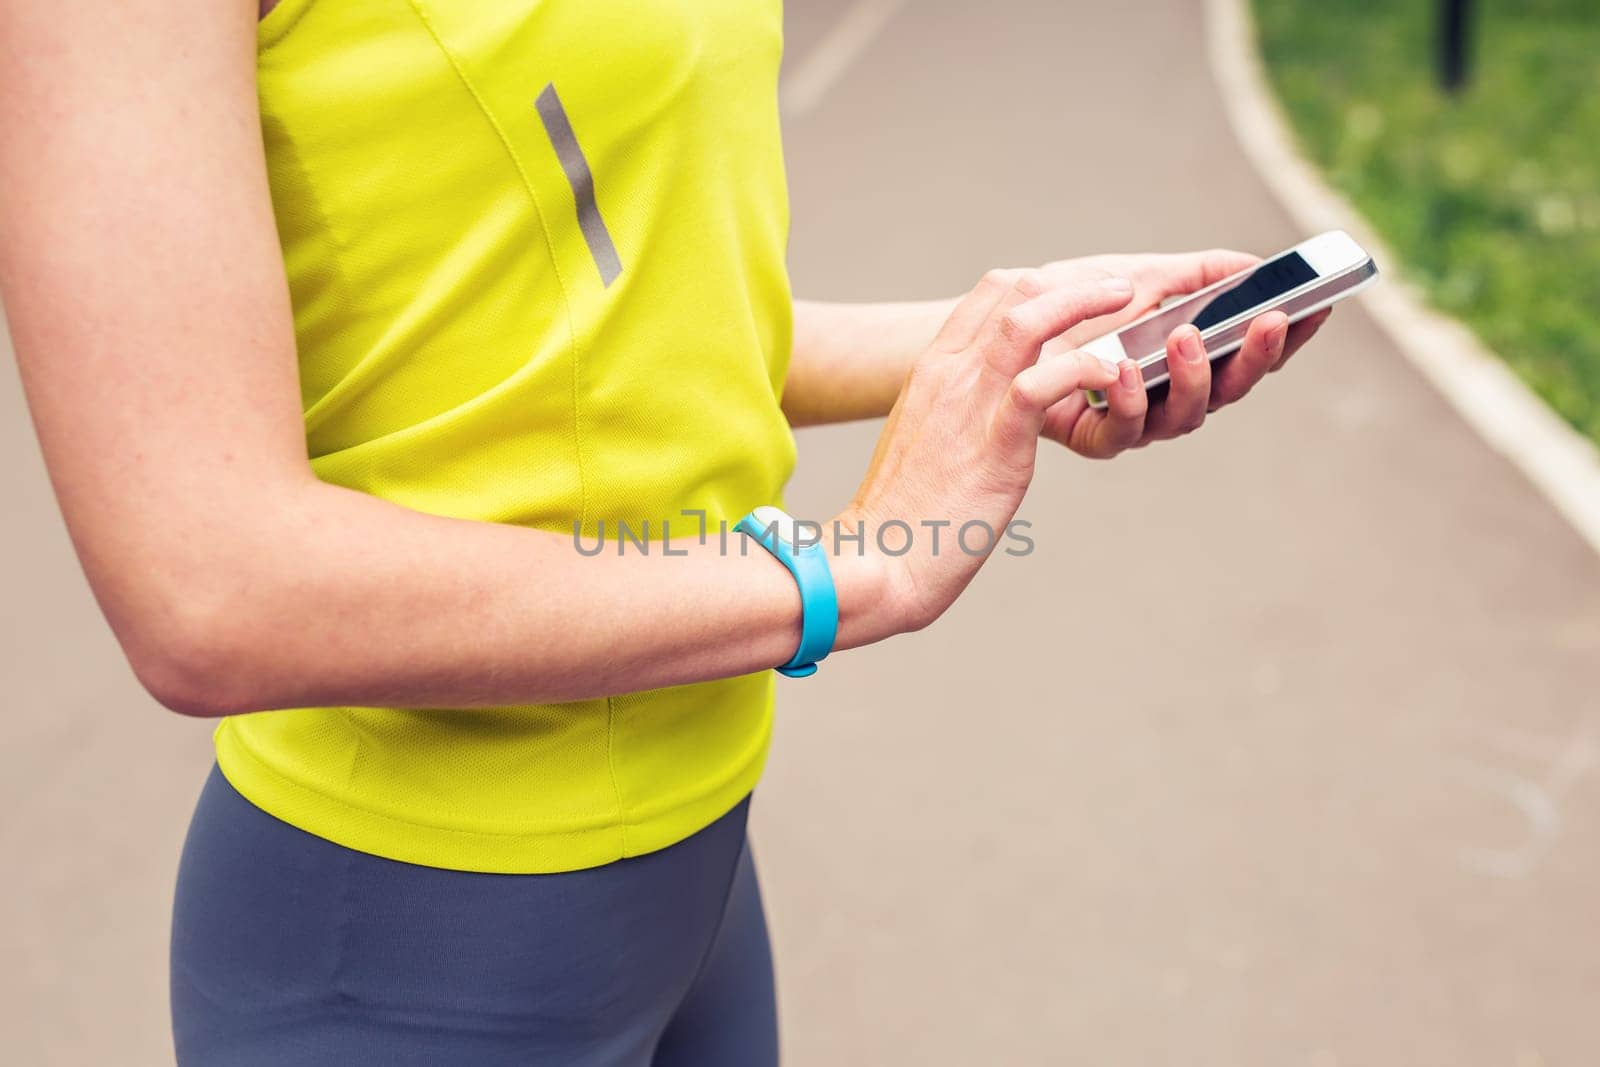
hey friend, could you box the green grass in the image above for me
[1252,0,1600,442]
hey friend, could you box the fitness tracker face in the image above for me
[745,506,807,552]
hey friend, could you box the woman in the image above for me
[0,0,1327,1063]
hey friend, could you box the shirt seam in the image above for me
[399,3,591,528]
[605,695,627,854]
[258,0,319,50]
[403,0,623,836]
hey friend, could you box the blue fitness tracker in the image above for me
[736,506,838,678]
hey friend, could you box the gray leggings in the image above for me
[171,766,777,1065]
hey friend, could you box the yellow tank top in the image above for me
[214,0,797,872]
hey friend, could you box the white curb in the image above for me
[1206,0,1600,558]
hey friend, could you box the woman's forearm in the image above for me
[783,299,956,426]
[137,477,895,716]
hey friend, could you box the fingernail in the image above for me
[1119,360,1139,389]
[1101,276,1133,294]
[1271,321,1289,352]
[1181,328,1206,364]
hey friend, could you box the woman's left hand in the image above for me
[1034,249,1333,459]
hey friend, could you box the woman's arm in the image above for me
[0,0,889,715]
[1,0,1122,717]
[784,299,953,426]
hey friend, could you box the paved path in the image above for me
[4,2,1599,1063]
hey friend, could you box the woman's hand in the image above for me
[1034,250,1332,458]
[784,249,1331,447]
[838,267,1131,636]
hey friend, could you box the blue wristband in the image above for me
[736,506,838,678]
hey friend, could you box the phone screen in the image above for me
[1115,251,1318,359]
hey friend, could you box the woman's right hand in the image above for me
[839,266,1135,639]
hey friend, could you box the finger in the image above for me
[1071,358,1148,458]
[1209,311,1286,408]
[1055,249,1261,347]
[1273,307,1331,371]
[980,274,1134,377]
[1142,325,1210,438]
[932,268,1024,352]
[1041,249,1258,300]
[1135,248,1260,303]
[992,350,1118,465]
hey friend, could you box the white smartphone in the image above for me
[1082,230,1378,408]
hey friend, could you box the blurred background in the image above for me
[1256,0,1600,443]
[3,1,1598,1063]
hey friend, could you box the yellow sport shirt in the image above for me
[215,0,798,872]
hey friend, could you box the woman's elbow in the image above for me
[121,589,267,718]
[132,649,235,718]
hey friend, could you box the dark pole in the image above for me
[1438,0,1474,93]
